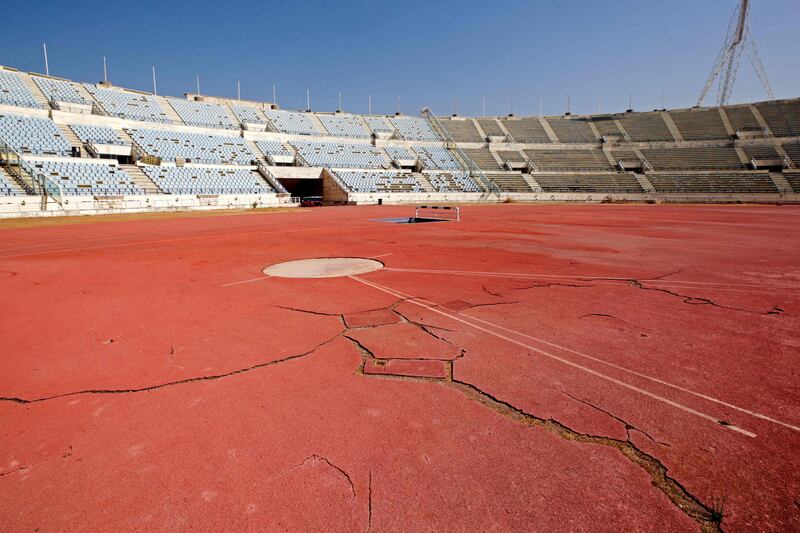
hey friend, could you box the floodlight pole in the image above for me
[42,43,49,76]
[237,80,241,100]
[272,84,277,105]
[306,88,311,111]
[482,97,486,117]
[196,74,200,96]
[103,56,108,83]
[368,93,372,114]
[152,65,157,95]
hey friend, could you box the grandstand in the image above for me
[0,63,798,217]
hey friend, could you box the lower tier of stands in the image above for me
[641,147,743,170]
[645,172,777,193]
[0,167,21,195]
[532,173,643,193]
[784,171,800,192]
[30,160,142,196]
[141,165,273,195]
[427,171,480,193]
[484,172,533,192]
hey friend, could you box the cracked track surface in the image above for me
[1,204,799,531]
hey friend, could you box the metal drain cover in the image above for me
[263,257,384,278]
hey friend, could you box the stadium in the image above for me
[1,0,798,531]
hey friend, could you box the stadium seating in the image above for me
[461,148,502,170]
[725,105,762,132]
[524,149,613,171]
[670,109,729,140]
[0,70,40,108]
[427,171,480,192]
[384,145,415,161]
[439,118,483,142]
[86,85,170,123]
[500,117,551,143]
[618,112,674,141]
[263,109,321,135]
[742,145,781,161]
[496,150,527,165]
[72,124,126,145]
[484,172,533,192]
[0,113,72,156]
[335,170,422,192]
[364,116,396,135]
[391,116,439,141]
[477,118,506,138]
[413,145,461,170]
[591,116,624,138]
[230,104,266,125]
[128,128,254,164]
[318,113,371,138]
[33,76,90,105]
[30,160,142,195]
[547,118,598,143]
[641,147,743,170]
[646,172,777,193]
[533,173,643,193]
[754,100,800,136]
[168,98,236,129]
[290,140,388,168]
[256,140,294,158]
[783,171,800,192]
[0,168,21,195]
[141,165,272,195]
[782,142,800,166]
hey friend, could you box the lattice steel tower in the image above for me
[697,0,774,106]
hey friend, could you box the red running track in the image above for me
[1,204,799,531]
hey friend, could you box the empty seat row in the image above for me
[427,171,480,192]
[30,160,142,196]
[533,173,643,193]
[33,76,90,105]
[669,109,729,140]
[256,140,294,158]
[413,145,461,170]
[72,124,126,145]
[318,113,371,138]
[168,98,236,129]
[391,116,439,141]
[290,140,388,168]
[0,70,40,108]
[645,172,777,193]
[141,165,273,195]
[336,170,422,193]
[263,109,321,136]
[641,147,743,170]
[0,113,72,156]
[128,128,254,164]
[86,85,171,123]
[231,104,267,125]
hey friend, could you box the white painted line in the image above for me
[370,253,394,259]
[383,267,800,291]
[349,275,762,438]
[221,275,270,287]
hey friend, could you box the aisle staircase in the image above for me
[121,164,162,194]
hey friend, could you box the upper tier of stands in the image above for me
[168,98,236,129]
[500,117,551,143]
[391,116,439,141]
[617,112,674,141]
[290,140,388,168]
[384,145,415,161]
[230,104,266,125]
[31,160,142,196]
[363,116,395,134]
[86,85,171,123]
[141,165,272,195]
[591,116,624,138]
[256,140,294,158]
[725,105,762,132]
[525,149,612,171]
[477,118,505,138]
[0,112,72,156]
[755,100,800,137]
[782,142,800,166]
[547,118,598,143]
[128,128,254,164]
[33,76,90,105]
[439,118,483,142]
[0,70,40,108]
[318,113,371,138]
[264,109,321,135]
[669,109,728,140]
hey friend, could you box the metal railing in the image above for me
[255,161,290,195]
[0,134,64,207]
[421,108,499,195]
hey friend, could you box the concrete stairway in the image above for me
[522,174,543,192]
[121,164,162,194]
[56,124,84,153]
[160,99,184,124]
[769,172,794,193]
[222,104,242,129]
[414,173,436,192]
[20,74,51,108]
[245,139,267,162]
[634,173,657,193]
[0,166,29,195]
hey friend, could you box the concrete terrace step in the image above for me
[121,164,162,194]
[19,73,51,108]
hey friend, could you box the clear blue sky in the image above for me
[1,0,798,116]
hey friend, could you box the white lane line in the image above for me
[370,253,394,259]
[382,267,800,291]
[349,275,760,438]
[221,275,270,287]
